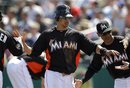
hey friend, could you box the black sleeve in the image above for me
[82,54,103,84]
[79,33,97,55]
[30,32,47,57]
[6,32,23,56]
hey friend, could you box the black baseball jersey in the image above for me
[0,28,23,71]
[30,26,97,74]
[82,36,130,83]
[18,55,47,80]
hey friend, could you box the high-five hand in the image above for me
[115,61,129,70]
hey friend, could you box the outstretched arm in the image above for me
[75,54,103,88]
[12,30,32,55]
[96,45,119,56]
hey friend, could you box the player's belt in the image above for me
[117,74,130,78]
[49,68,71,76]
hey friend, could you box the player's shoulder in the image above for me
[0,28,12,38]
[68,27,78,32]
[40,27,55,37]
[114,36,124,41]
[0,28,8,35]
[67,27,83,35]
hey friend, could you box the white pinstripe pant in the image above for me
[114,77,130,88]
[6,57,34,88]
[45,70,75,88]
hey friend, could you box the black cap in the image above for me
[96,21,112,34]
[55,4,73,19]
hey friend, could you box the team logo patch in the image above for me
[100,24,107,30]
[16,44,21,50]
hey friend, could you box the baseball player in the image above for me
[75,21,130,88]
[0,11,23,88]
[24,4,120,88]
[7,55,47,88]
[6,30,47,88]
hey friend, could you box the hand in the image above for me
[105,50,120,57]
[12,30,27,42]
[21,32,27,42]
[115,61,129,70]
[74,79,82,88]
[120,37,129,49]
[12,30,21,37]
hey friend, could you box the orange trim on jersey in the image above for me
[75,51,80,67]
[45,49,51,69]
[27,62,43,73]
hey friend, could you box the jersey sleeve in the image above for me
[6,32,23,56]
[82,54,103,84]
[79,33,97,55]
[30,32,47,57]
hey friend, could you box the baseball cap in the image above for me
[96,21,112,34]
[55,4,73,19]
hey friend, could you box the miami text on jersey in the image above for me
[102,53,128,67]
[49,39,77,52]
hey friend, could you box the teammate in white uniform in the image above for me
[7,55,46,88]
[6,31,46,88]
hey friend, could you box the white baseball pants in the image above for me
[114,77,130,88]
[6,57,34,88]
[45,70,75,88]
[0,71,3,88]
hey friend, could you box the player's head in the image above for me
[0,11,3,22]
[55,4,73,21]
[96,20,112,37]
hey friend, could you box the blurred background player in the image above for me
[75,20,130,88]
[0,11,23,88]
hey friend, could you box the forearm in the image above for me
[82,69,95,84]
[96,45,107,55]
[22,40,32,55]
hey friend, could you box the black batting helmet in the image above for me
[55,4,73,20]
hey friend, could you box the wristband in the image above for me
[100,48,107,56]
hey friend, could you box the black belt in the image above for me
[115,74,130,79]
[48,68,71,76]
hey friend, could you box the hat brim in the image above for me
[102,28,112,34]
[65,14,73,18]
